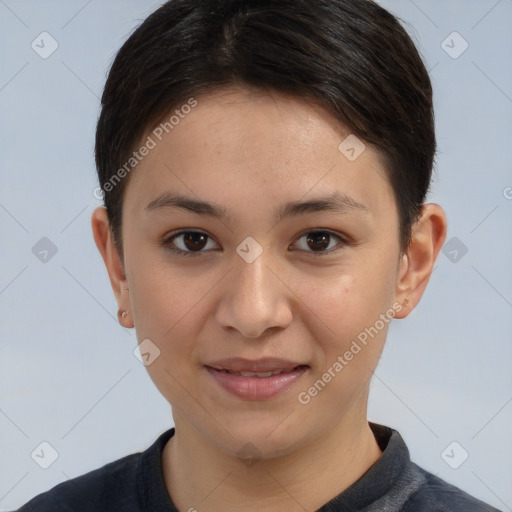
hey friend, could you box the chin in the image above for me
[210,413,307,460]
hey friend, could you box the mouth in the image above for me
[206,357,307,373]
[212,368,301,377]
[204,358,309,400]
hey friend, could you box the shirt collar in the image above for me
[137,422,415,512]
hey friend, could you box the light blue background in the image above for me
[1,1,511,510]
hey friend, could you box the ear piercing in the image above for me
[118,286,130,321]
[117,308,130,322]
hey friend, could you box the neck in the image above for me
[162,412,382,512]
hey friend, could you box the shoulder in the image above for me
[14,452,142,512]
[401,462,502,512]
[14,428,175,512]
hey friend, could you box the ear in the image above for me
[393,203,447,319]
[91,207,133,328]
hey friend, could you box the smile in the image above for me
[217,369,293,377]
[204,362,309,400]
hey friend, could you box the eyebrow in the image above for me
[145,191,370,223]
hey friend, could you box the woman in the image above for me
[15,0,500,510]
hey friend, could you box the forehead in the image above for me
[124,87,395,221]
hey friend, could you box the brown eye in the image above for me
[182,232,208,251]
[306,232,331,251]
[292,230,345,255]
[164,231,219,256]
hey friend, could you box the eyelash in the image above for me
[162,229,349,258]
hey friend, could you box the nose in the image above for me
[215,248,293,339]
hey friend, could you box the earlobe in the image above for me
[393,203,447,319]
[91,207,133,328]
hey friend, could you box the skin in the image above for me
[92,86,447,512]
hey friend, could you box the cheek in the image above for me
[294,274,391,413]
[130,270,202,339]
[300,266,388,332]
[127,264,208,402]
[124,236,198,328]
[127,256,224,374]
[296,263,394,370]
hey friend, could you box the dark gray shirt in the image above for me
[14,423,501,511]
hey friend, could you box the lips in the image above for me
[204,358,309,400]
[217,369,292,377]
[206,357,304,373]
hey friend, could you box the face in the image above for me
[114,87,406,457]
